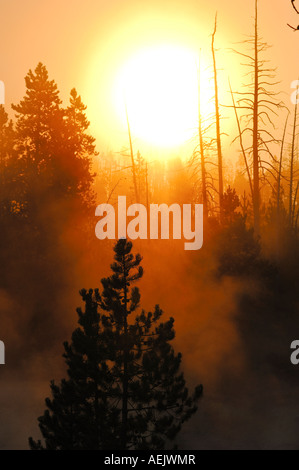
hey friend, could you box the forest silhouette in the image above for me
[0,0,299,450]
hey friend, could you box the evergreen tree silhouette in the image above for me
[29,239,203,450]
[0,105,16,216]
[11,63,96,222]
[29,288,117,450]
[222,186,241,226]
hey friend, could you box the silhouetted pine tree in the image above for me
[222,186,241,225]
[0,65,98,357]
[29,288,118,450]
[29,239,203,450]
[0,105,16,216]
[11,63,96,221]
[54,88,96,205]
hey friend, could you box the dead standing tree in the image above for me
[289,82,299,228]
[211,14,224,221]
[188,54,212,219]
[288,2,299,233]
[277,113,289,222]
[230,0,284,235]
[229,79,254,202]
[125,103,139,203]
[197,56,208,219]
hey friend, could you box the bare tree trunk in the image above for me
[292,181,299,226]
[253,0,260,234]
[145,162,149,212]
[145,162,150,240]
[211,14,223,220]
[277,113,289,219]
[276,113,289,257]
[125,104,139,203]
[295,208,299,233]
[230,0,284,234]
[198,55,208,218]
[289,94,298,227]
[229,79,253,201]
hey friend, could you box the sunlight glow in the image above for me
[113,44,211,149]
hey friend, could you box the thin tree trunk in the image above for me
[137,150,141,202]
[125,104,139,203]
[295,209,299,233]
[198,55,208,218]
[211,14,223,220]
[276,113,289,257]
[277,113,289,219]
[229,79,253,201]
[289,92,298,227]
[253,0,260,234]
[145,161,150,237]
[145,162,149,212]
[292,181,299,224]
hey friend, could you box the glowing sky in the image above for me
[0,0,298,158]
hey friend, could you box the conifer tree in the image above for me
[0,106,15,214]
[11,63,96,217]
[12,62,62,178]
[29,239,203,450]
[57,88,96,203]
[29,288,117,450]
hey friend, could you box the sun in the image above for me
[113,44,210,149]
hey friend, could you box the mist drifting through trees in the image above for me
[0,0,298,451]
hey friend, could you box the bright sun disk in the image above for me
[113,44,209,149]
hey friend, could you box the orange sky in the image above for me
[1,0,298,158]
